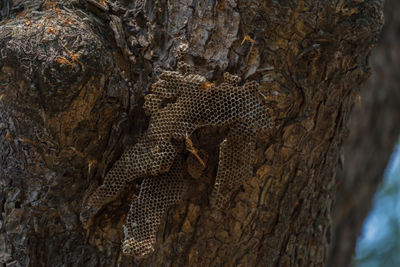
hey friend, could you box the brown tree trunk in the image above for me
[0,0,383,266]
[327,0,400,266]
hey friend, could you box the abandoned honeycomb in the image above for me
[81,65,275,257]
[122,157,186,257]
[210,124,256,206]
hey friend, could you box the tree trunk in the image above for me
[327,0,400,266]
[0,0,383,266]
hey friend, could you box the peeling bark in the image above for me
[0,0,384,266]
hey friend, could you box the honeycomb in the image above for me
[122,157,186,257]
[210,124,256,207]
[81,64,275,257]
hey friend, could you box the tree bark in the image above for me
[327,0,400,266]
[0,0,383,266]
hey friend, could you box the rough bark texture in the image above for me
[0,0,383,266]
[327,0,400,266]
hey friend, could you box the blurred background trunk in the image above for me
[327,0,400,266]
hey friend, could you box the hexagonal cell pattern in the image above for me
[81,66,274,257]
